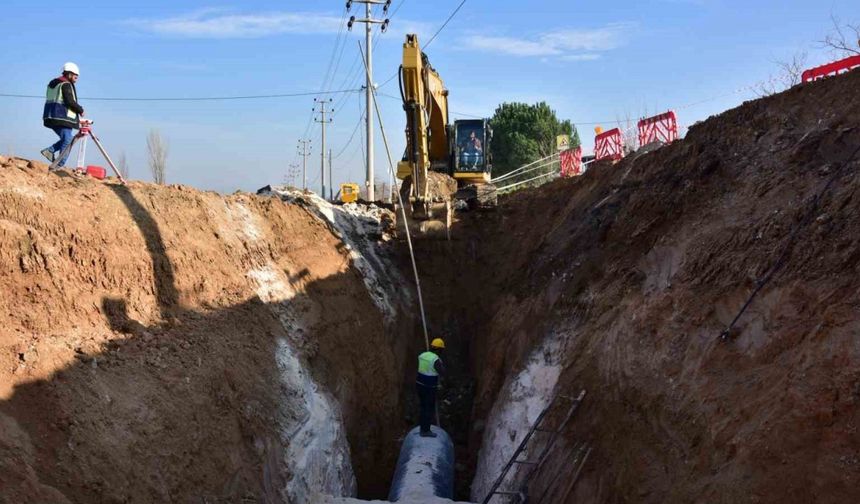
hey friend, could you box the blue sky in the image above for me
[1,0,858,194]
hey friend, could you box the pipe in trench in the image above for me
[388,426,455,502]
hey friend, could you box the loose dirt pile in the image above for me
[457,70,860,502]
[0,160,411,503]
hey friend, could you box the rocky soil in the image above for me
[459,69,860,503]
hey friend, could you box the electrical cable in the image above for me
[719,139,860,341]
[0,88,362,102]
[334,106,365,158]
[318,7,350,95]
[424,0,467,48]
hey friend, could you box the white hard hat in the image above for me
[62,62,80,76]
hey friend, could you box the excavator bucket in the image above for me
[395,172,456,240]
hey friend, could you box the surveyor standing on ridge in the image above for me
[41,62,84,168]
[416,338,446,438]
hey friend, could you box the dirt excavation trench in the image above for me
[2,70,860,504]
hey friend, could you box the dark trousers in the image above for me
[416,383,437,432]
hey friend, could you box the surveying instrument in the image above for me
[49,119,126,184]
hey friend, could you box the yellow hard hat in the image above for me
[430,338,445,349]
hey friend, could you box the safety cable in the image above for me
[358,41,430,352]
[496,167,557,191]
[496,170,558,193]
[491,153,559,183]
[719,137,860,341]
[493,160,560,187]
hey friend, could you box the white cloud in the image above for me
[126,8,435,41]
[125,8,344,38]
[465,35,560,57]
[560,53,602,62]
[462,22,635,60]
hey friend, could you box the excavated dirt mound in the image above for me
[421,70,860,502]
[0,160,410,502]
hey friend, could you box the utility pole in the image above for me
[298,139,311,191]
[286,162,299,187]
[314,98,333,198]
[347,0,390,201]
[329,149,334,201]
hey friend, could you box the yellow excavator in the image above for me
[395,34,496,235]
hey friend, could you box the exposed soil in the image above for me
[0,161,409,503]
[455,70,860,502]
[1,68,859,504]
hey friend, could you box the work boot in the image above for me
[40,148,54,163]
[419,430,437,438]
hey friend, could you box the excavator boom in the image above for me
[397,34,451,203]
[395,34,495,237]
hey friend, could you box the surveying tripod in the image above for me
[49,119,126,184]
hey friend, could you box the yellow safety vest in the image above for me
[418,351,439,377]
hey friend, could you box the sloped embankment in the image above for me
[465,70,860,502]
[0,160,411,502]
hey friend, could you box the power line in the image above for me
[334,109,365,158]
[318,7,351,95]
[425,0,467,48]
[375,91,483,118]
[377,0,468,90]
[0,88,362,102]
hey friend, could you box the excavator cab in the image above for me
[451,119,492,184]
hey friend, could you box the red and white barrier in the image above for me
[802,55,860,83]
[560,146,583,177]
[594,128,624,162]
[638,110,679,146]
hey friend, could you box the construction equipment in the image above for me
[395,33,496,236]
[340,182,360,203]
[49,119,126,184]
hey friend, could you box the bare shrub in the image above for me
[820,14,860,57]
[118,151,130,179]
[147,130,168,185]
[755,51,809,97]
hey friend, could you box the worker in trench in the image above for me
[416,338,446,437]
[41,62,84,169]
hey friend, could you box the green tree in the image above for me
[489,102,580,177]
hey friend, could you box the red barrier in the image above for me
[638,110,679,146]
[802,55,860,83]
[594,128,624,161]
[560,146,583,177]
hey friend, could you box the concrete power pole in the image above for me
[347,0,390,201]
[298,139,311,191]
[328,149,334,201]
[287,162,299,187]
[314,98,333,198]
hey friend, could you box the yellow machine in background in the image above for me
[340,183,360,203]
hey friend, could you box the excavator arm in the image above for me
[397,34,450,205]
